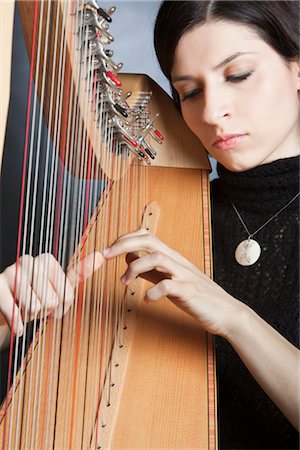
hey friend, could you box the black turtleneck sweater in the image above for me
[211,156,299,450]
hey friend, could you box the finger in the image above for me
[122,251,181,285]
[125,252,140,265]
[104,234,200,277]
[124,253,169,284]
[51,252,104,320]
[145,279,180,303]
[67,252,104,287]
[103,234,163,259]
[43,255,74,319]
[111,228,150,243]
[5,262,41,321]
[31,254,59,312]
[0,274,24,336]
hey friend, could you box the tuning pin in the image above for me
[123,142,150,164]
[138,150,151,164]
[143,147,155,160]
[152,128,164,141]
[123,135,138,148]
[148,129,163,145]
[97,7,112,23]
[114,103,128,118]
[105,49,114,58]
[98,34,114,45]
[80,25,96,42]
[98,78,122,95]
[126,114,140,128]
[81,7,114,41]
[94,20,114,41]
[107,6,116,17]
[86,38,103,56]
[109,61,123,72]
[105,71,122,87]
[119,91,132,102]
[81,7,97,26]
[89,54,102,69]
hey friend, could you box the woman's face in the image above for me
[171,20,300,171]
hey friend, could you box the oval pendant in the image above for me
[235,238,261,266]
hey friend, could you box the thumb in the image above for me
[67,251,104,287]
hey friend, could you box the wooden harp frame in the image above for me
[0,1,218,449]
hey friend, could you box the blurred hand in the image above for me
[0,252,103,339]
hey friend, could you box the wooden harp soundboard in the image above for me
[0,1,217,449]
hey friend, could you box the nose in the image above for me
[202,87,232,125]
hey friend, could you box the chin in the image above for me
[218,158,259,173]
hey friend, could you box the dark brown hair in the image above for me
[154,1,299,103]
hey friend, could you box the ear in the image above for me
[290,58,300,91]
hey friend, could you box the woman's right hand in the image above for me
[0,252,103,343]
[104,229,242,338]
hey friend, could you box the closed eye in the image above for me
[226,70,254,82]
[181,87,203,102]
[180,70,253,102]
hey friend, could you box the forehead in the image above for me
[172,20,263,76]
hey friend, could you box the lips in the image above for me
[212,134,248,151]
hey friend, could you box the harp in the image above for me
[0,1,217,449]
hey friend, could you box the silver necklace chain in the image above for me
[231,191,300,239]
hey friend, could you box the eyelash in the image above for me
[227,70,254,82]
[181,70,254,102]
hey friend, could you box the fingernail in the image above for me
[16,327,23,338]
[102,248,111,257]
[120,275,127,284]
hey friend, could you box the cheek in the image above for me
[249,74,299,136]
[181,106,205,141]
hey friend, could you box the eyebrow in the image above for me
[172,51,256,83]
[214,51,256,69]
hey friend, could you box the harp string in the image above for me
[45,2,74,447]
[64,3,90,445]
[9,0,68,446]
[42,1,72,446]
[79,72,105,447]
[26,2,55,446]
[36,2,69,442]
[3,2,158,447]
[34,1,64,444]
[20,2,47,447]
[78,52,105,448]
[55,10,83,438]
[5,1,42,448]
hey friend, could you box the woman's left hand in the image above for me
[103,229,241,338]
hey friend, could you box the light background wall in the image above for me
[103,1,169,92]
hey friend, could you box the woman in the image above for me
[103,1,300,448]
